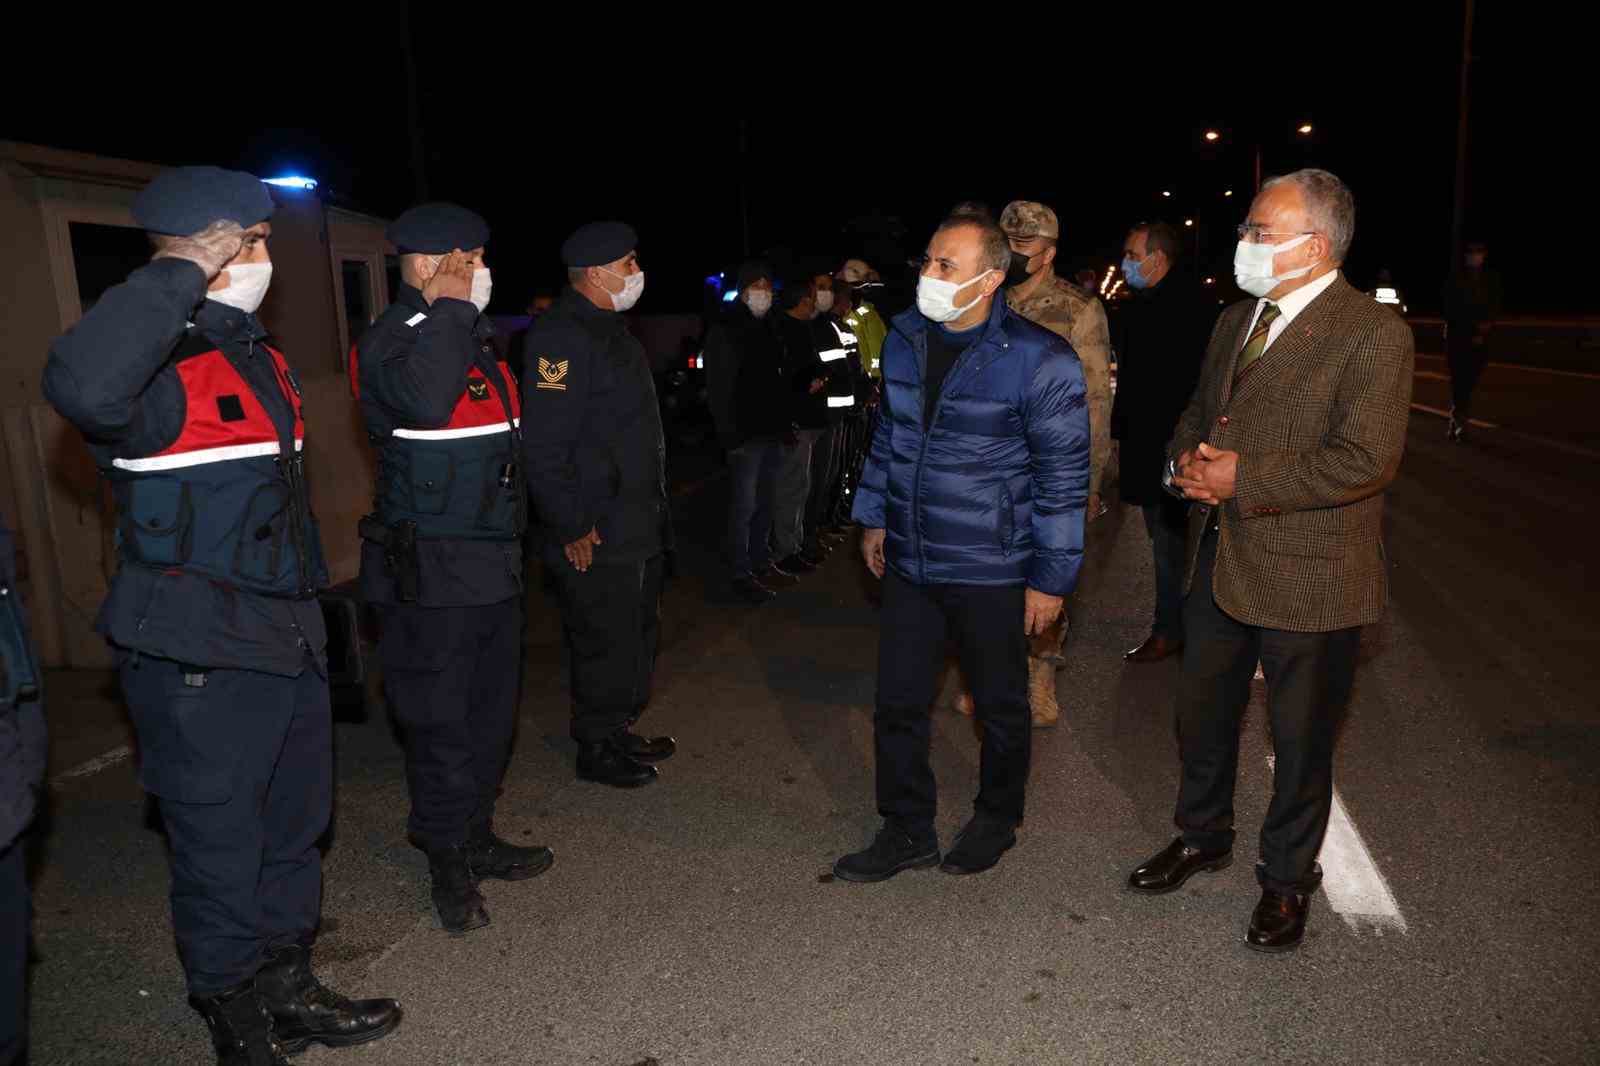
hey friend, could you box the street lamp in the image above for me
[1297,123,1314,135]
[1161,190,1172,198]
[1204,130,1221,142]
[1183,219,1194,227]
[1223,189,1234,198]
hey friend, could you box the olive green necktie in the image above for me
[1235,301,1280,382]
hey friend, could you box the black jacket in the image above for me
[704,303,791,448]
[1109,272,1215,506]
[355,284,523,607]
[43,259,328,677]
[1,517,45,853]
[772,312,826,429]
[522,287,672,564]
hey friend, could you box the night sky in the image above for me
[8,11,1575,318]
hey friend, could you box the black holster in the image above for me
[359,515,420,603]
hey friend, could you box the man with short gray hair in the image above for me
[1126,169,1414,953]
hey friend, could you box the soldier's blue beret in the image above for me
[561,221,638,268]
[132,166,275,237]
[386,202,491,254]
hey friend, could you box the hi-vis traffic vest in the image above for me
[107,331,326,599]
[350,335,525,541]
[822,318,860,411]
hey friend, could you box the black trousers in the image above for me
[0,842,27,1065]
[875,570,1030,838]
[1174,529,1361,894]
[803,423,842,552]
[120,655,330,995]
[380,599,521,850]
[549,554,665,744]
[1446,331,1490,422]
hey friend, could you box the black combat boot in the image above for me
[253,943,402,1054]
[193,981,289,1066]
[466,822,555,881]
[576,740,657,788]
[427,844,491,935]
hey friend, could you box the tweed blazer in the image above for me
[1169,274,1414,632]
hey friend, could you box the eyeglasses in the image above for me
[1236,224,1315,243]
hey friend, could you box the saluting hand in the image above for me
[422,249,475,306]
[154,220,246,281]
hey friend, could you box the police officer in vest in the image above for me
[523,222,677,788]
[43,167,399,1065]
[354,203,553,936]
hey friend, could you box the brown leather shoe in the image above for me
[1124,633,1184,663]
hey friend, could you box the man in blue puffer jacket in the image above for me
[833,210,1090,882]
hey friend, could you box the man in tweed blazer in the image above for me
[1126,169,1414,953]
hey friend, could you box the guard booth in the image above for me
[0,141,394,669]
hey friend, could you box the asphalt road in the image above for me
[18,360,1600,1065]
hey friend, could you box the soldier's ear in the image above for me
[1041,244,1058,269]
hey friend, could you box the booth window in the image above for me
[69,222,150,316]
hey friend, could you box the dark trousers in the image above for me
[803,424,841,553]
[549,554,665,744]
[875,570,1030,838]
[727,437,783,579]
[379,599,521,850]
[1142,498,1189,640]
[1174,530,1361,894]
[1446,331,1490,422]
[0,843,27,1065]
[120,656,329,995]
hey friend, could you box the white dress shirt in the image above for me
[1246,268,1341,349]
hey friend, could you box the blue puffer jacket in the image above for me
[851,294,1089,596]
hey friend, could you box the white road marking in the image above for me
[1409,402,1497,429]
[1414,353,1600,382]
[1266,754,1407,933]
[49,745,133,788]
[1410,402,1600,461]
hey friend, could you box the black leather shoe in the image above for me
[467,824,554,881]
[754,565,801,588]
[833,825,941,883]
[733,576,776,604]
[195,982,290,1065]
[577,741,658,788]
[617,730,676,762]
[426,845,490,936]
[776,552,818,574]
[254,944,401,1054]
[939,815,1017,875]
[1127,837,1233,894]
[1246,889,1311,952]
[1124,633,1184,663]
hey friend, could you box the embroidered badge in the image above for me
[536,358,569,391]
[467,379,491,401]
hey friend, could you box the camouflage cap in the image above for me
[999,201,1059,240]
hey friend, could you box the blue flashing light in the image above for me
[263,176,318,190]
[722,289,740,303]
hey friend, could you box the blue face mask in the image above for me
[1122,256,1151,290]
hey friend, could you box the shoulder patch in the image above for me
[536,357,569,391]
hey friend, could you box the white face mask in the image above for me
[814,290,835,314]
[207,261,273,314]
[599,267,645,312]
[470,267,492,312]
[1233,233,1315,298]
[744,289,772,318]
[916,269,996,323]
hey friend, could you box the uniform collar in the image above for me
[559,284,624,329]
[193,298,267,344]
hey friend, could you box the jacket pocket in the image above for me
[407,449,455,515]
[231,481,290,584]
[122,478,194,566]
[997,485,1015,557]
[476,454,524,534]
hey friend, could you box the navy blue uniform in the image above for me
[1,515,44,1066]
[354,283,525,849]
[43,258,331,996]
[522,287,672,744]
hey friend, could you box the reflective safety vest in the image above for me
[107,331,326,598]
[823,318,860,411]
[350,340,525,542]
[847,301,888,380]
